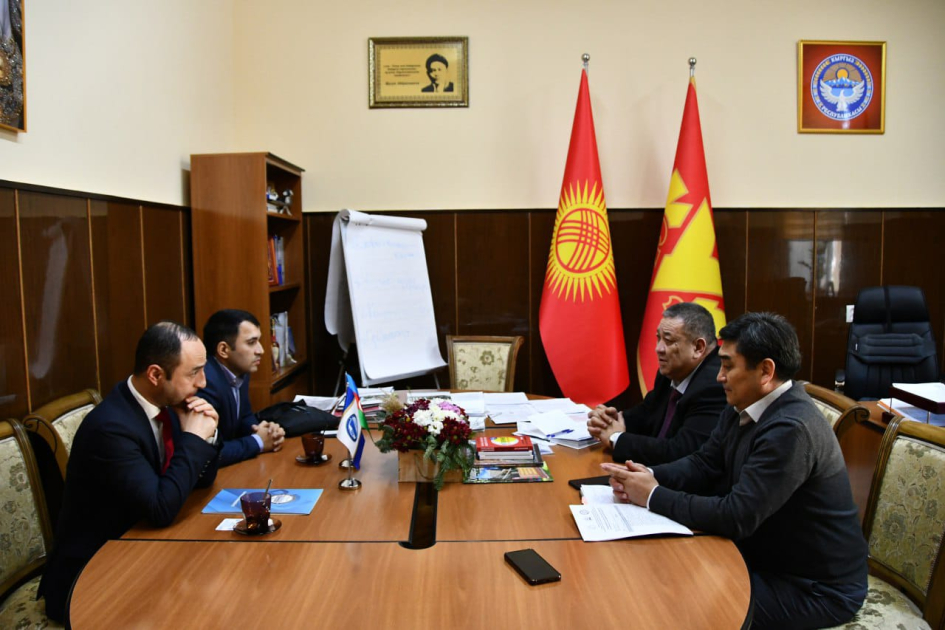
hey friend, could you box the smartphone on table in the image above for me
[504,548,561,585]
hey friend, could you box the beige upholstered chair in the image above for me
[22,389,102,481]
[446,335,524,392]
[803,382,869,441]
[828,417,945,630]
[0,418,59,629]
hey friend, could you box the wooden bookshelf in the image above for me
[190,152,309,410]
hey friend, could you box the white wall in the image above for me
[0,1,239,205]
[2,1,943,210]
[233,0,945,211]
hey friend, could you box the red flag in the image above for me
[539,69,629,406]
[636,77,726,394]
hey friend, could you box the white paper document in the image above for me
[529,398,591,415]
[569,504,693,541]
[486,402,538,424]
[580,485,618,504]
[451,391,486,415]
[483,392,529,405]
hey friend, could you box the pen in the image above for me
[547,429,574,438]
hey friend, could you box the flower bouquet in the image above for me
[375,398,475,490]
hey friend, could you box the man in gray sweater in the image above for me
[604,312,867,629]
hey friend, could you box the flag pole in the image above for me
[582,53,590,72]
[689,57,697,77]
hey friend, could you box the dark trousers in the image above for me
[749,571,866,629]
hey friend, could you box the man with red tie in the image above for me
[39,321,220,623]
[587,302,726,465]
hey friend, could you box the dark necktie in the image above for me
[156,408,174,473]
[657,388,682,439]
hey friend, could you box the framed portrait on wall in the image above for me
[0,0,24,132]
[369,37,468,108]
[797,40,885,134]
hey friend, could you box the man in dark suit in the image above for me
[421,53,454,93]
[604,312,867,629]
[39,322,221,623]
[587,302,726,465]
[199,309,284,467]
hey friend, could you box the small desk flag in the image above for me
[539,68,629,407]
[338,373,367,469]
[636,76,726,394]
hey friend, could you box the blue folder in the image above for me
[202,488,323,515]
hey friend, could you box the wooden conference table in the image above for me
[69,421,751,629]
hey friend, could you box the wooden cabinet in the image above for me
[190,152,308,410]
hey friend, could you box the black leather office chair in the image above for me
[835,285,940,400]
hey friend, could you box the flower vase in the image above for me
[397,450,463,484]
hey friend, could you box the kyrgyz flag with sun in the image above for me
[539,69,629,407]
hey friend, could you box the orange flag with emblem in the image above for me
[540,69,629,407]
[636,76,726,394]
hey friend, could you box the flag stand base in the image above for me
[338,457,353,469]
[338,464,361,491]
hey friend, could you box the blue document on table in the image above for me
[202,488,323,515]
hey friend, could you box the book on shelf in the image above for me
[274,235,285,284]
[270,312,296,371]
[267,237,278,286]
[476,435,533,453]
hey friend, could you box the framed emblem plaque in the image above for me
[797,40,885,134]
[368,36,468,109]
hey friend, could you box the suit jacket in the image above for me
[421,81,454,93]
[200,358,260,467]
[649,382,868,590]
[39,381,219,623]
[612,346,725,465]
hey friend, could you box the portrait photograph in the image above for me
[369,36,468,108]
[0,0,24,132]
[797,40,885,134]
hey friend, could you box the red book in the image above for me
[476,435,533,452]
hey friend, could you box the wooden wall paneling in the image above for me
[882,210,945,368]
[180,207,194,329]
[90,200,146,392]
[745,210,815,381]
[609,209,663,409]
[528,210,559,398]
[303,213,336,395]
[456,212,530,390]
[715,209,747,321]
[142,205,188,327]
[18,191,98,410]
[810,210,883,388]
[0,188,28,417]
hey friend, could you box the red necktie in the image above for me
[156,408,174,473]
[657,388,682,439]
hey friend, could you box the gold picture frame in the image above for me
[369,37,468,109]
[0,0,26,132]
[797,40,886,134]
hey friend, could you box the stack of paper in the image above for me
[516,410,596,449]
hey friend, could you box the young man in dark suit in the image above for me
[587,301,726,465]
[200,309,284,467]
[39,322,221,623]
[604,312,867,629]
